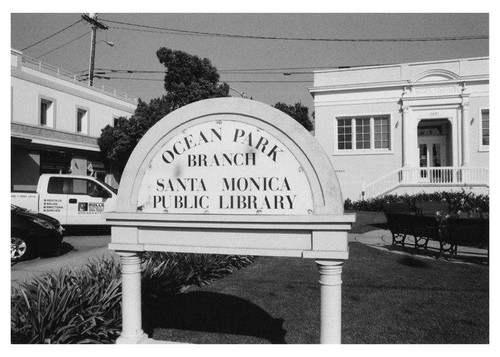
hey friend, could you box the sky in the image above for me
[10,11,490,112]
[3,4,499,354]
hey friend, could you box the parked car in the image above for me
[11,204,65,262]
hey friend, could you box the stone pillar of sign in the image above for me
[316,260,344,344]
[116,252,149,344]
[461,100,470,167]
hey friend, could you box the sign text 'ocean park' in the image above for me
[137,120,313,214]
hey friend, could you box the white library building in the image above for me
[311,57,489,201]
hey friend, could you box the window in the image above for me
[113,117,120,127]
[47,177,64,194]
[337,119,352,150]
[48,177,106,196]
[40,99,54,127]
[374,116,390,149]
[356,118,370,149]
[76,108,88,134]
[481,109,489,147]
[337,115,391,152]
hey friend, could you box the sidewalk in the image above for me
[349,229,489,265]
[11,246,113,285]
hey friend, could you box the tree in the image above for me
[157,47,230,110]
[98,49,230,180]
[273,102,314,132]
[98,97,173,178]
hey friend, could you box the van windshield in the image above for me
[100,181,118,195]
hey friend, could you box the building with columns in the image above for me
[310,57,489,201]
[11,49,137,191]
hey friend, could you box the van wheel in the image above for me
[11,236,33,262]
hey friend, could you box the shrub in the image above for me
[344,190,489,215]
[141,252,255,299]
[12,253,256,343]
[11,257,122,344]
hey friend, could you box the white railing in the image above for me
[364,166,489,198]
[363,170,401,199]
[18,52,138,104]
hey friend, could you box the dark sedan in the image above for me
[11,204,64,262]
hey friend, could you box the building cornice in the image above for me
[309,75,489,95]
[312,56,489,75]
[11,122,100,152]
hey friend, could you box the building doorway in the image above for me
[417,119,451,167]
[417,119,452,182]
[418,136,446,168]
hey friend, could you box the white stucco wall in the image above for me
[315,98,403,201]
[311,57,489,201]
[11,50,136,138]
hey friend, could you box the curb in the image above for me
[352,229,488,265]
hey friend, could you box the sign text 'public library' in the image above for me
[137,120,313,214]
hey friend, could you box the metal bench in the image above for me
[440,217,489,259]
[383,202,444,251]
[411,214,442,250]
[384,201,489,260]
[382,202,414,247]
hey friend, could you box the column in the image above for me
[402,106,412,168]
[316,260,344,344]
[461,101,470,167]
[116,252,149,344]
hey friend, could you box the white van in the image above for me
[11,174,117,226]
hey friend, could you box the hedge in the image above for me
[344,190,489,216]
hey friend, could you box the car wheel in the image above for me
[11,236,32,262]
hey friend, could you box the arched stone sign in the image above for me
[106,98,355,344]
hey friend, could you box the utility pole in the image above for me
[81,13,108,86]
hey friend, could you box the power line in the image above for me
[21,19,82,51]
[36,31,91,59]
[92,62,390,74]
[225,80,312,83]
[102,18,488,42]
[93,75,311,83]
[110,25,203,37]
[83,67,312,76]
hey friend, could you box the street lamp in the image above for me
[87,39,114,86]
[229,86,247,98]
[97,40,114,47]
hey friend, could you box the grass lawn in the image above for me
[144,211,489,344]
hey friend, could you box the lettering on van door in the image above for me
[78,202,104,214]
[42,198,63,213]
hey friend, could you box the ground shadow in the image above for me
[382,241,488,265]
[63,225,111,236]
[143,291,287,344]
[12,242,74,265]
[52,242,74,256]
[398,255,429,268]
[371,222,389,230]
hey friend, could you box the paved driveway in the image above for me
[11,233,113,285]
